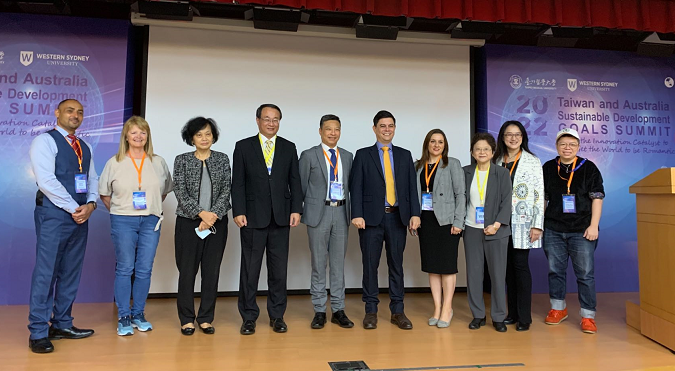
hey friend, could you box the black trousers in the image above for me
[359,210,407,314]
[175,216,228,326]
[238,218,290,322]
[505,237,532,324]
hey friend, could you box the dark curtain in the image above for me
[195,0,675,33]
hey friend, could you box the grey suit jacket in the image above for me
[299,144,353,227]
[415,157,466,229]
[463,163,512,240]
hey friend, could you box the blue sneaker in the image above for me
[131,313,153,332]
[117,316,134,336]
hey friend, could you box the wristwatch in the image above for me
[87,201,97,210]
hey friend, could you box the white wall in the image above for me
[145,25,472,294]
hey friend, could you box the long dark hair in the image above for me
[493,120,534,163]
[416,129,449,171]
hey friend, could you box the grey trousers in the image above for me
[307,204,349,313]
[464,226,508,322]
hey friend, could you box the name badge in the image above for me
[74,173,88,194]
[421,192,433,211]
[132,191,147,210]
[475,206,485,224]
[329,181,344,201]
[562,194,576,213]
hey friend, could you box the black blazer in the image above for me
[463,163,512,240]
[350,144,421,227]
[232,135,303,229]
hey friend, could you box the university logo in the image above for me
[20,51,34,66]
[567,79,577,92]
[665,77,674,89]
[0,51,4,60]
[509,75,522,89]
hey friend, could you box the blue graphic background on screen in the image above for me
[486,45,675,293]
[0,14,128,304]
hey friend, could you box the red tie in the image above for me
[67,134,83,160]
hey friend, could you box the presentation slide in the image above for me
[484,44,675,293]
[145,25,472,293]
[0,13,129,305]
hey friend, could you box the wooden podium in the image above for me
[628,168,675,352]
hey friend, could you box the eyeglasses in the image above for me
[473,148,492,153]
[261,117,280,125]
[557,142,579,149]
[504,133,522,139]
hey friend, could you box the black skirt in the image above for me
[418,210,460,274]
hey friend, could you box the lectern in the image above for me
[628,168,675,352]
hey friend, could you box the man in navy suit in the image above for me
[350,110,421,330]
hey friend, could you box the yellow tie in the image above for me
[382,146,396,206]
[264,140,273,169]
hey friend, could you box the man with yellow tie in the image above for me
[232,104,303,335]
[350,110,421,330]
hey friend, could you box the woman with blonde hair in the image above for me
[99,116,173,336]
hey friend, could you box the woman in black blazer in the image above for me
[173,117,231,335]
[462,133,512,332]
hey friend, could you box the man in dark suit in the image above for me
[350,110,421,330]
[232,104,303,335]
[299,114,354,330]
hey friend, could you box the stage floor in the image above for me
[2,292,673,370]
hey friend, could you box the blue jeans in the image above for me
[110,215,161,318]
[543,229,597,318]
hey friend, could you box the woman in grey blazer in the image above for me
[173,117,232,336]
[463,133,512,332]
[414,129,465,328]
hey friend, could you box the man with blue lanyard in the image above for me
[28,99,98,353]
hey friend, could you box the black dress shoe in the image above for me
[516,322,531,331]
[468,317,486,330]
[48,326,94,340]
[270,318,288,333]
[503,317,517,325]
[181,326,195,336]
[391,313,413,330]
[363,313,378,329]
[311,312,326,329]
[200,325,215,334]
[29,338,54,354]
[331,310,354,328]
[240,320,256,335]
[493,322,508,332]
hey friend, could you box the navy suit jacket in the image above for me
[350,144,421,227]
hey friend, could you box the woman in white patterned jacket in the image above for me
[493,120,544,332]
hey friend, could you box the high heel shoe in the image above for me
[428,317,439,326]
[437,310,453,328]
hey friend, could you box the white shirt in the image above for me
[465,170,487,229]
[320,142,344,201]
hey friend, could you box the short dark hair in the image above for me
[256,104,282,120]
[57,99,81,109]
[373,110,396,126]
[181,117,220,146]
[319,114,341,128]
[470,132,497,153]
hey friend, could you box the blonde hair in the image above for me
[115,116,155,162]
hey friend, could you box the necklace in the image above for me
[560,162,572,173]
